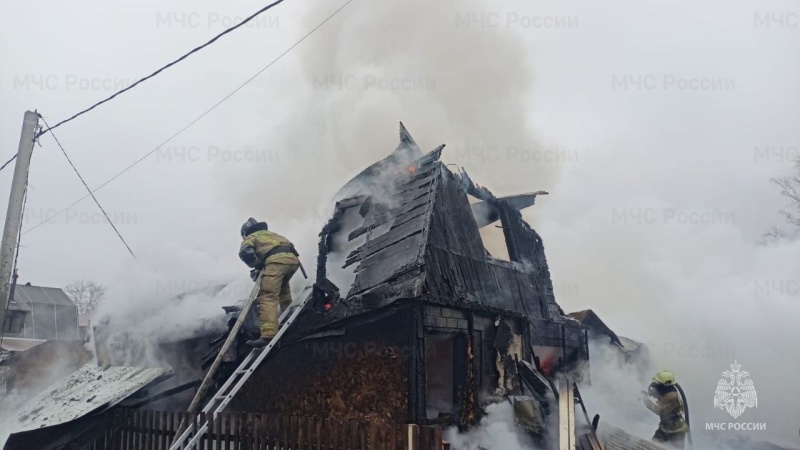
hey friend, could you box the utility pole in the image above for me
[0,110,39,330]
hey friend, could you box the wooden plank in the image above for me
[154,411,161,450]
[215,413,223,450]
[201,412,209,450]
[292,415,299,450]
[246,413,252,450]
[314,417,322,450]
[234,413,242,450]
[134,409,140,450]
[165,411,172,450]
[151,410,158,450]
[296,416,305,450]
[407,424,419,450]
[252,414,261,450]
[143,410,151,450]
[558,375,575,450]
[283,415,291,450]
[420,427,432,450]
[238,413,245,450]
[359,421,368,450]
[331,419,340,450]
[433,427,443,450]
[368,423,378,450]
[323,418,332,450]
[389,424,398,450]
[344,420,357,450]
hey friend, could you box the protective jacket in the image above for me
[643,389,689,434]
[239,223,298,267]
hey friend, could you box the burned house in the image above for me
[228,124,589,431]
[2,125,599,450]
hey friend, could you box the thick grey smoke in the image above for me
[224,0,560,224]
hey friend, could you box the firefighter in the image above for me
[640,370,689,449]
[238,218,300,348]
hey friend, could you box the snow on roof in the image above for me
[8,364,172,433]
[0,338,46,353]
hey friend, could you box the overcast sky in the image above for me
[2,0,800,445]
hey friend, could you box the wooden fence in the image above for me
[87,409,447,450]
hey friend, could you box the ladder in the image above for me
[169,279,310,450]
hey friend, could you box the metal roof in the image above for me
[0,338,45,353]
[14,284,76,307]
[7,364,172,433]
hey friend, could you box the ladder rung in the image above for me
[214,395,227,401]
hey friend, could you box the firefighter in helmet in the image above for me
[640,370,689,449]
[238,218,300,348]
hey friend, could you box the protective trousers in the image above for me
[257,261,300,339]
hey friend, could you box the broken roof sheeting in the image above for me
[8,364,171,433]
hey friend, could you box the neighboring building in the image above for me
[3,283,80,341]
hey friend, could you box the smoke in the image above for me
[537,146,800,446]
[224,0,559,226]
[445,402,539,450]
[93,242,252,368]
[219,0,798,446]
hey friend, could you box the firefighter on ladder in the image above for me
[640,370,689,449]
[238,217,300,348]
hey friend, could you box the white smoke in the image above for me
[94,242,251,368]
[539,154,800,447]
[445,402,539,450]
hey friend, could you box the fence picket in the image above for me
[78,409,448,450]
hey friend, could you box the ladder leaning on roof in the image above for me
[169,270,311,450]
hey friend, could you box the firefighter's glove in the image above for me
[250,269,260,282]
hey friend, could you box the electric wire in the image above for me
[40,116,138,261]
[36,0,286,138]
[0,154,17,173]
[22,0,354,236]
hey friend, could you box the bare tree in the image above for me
[64,280,106,315]
[772,158,800,228]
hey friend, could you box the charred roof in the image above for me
[287,124,567,339]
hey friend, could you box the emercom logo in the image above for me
[705,361,766,432]
[713,360,757,419]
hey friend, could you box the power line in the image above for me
[0,154,17,173]
[36,0,286,138]
[23,0,354,236]
[39,115,138,261]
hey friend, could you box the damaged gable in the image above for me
[287,124,578,343]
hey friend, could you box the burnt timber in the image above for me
[229,123,589,431]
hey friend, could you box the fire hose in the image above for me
[675,382,693,448]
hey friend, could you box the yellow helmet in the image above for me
[652,370,676,386]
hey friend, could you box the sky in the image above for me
[2,0,800,446]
